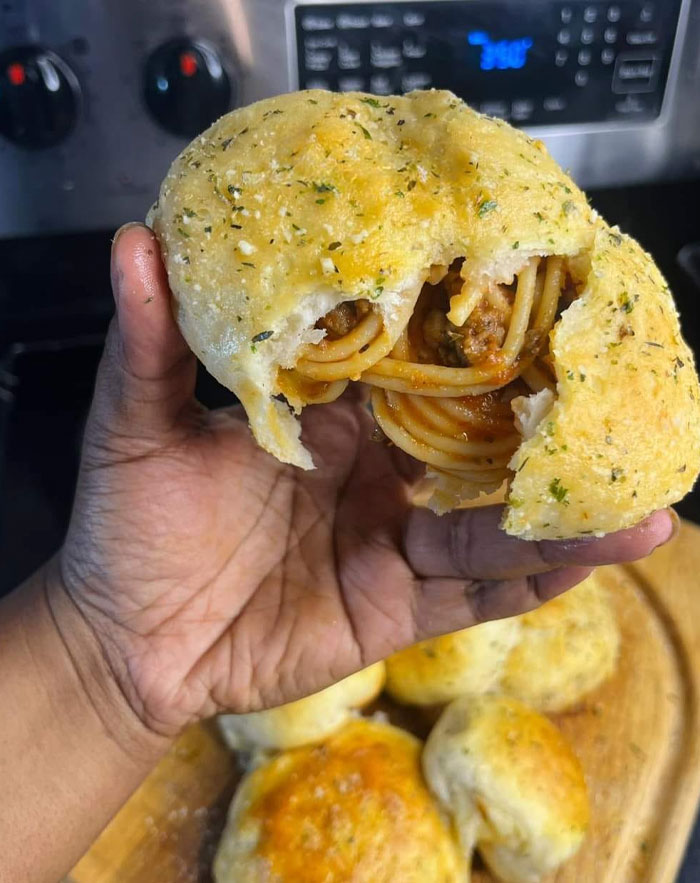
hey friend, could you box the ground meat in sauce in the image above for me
[457,303,509,364]
[419,262,511,368]
[317,299,370,339]
[420,305,506,368]
[315,263,573,364]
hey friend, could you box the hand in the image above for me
[54,223,675,740]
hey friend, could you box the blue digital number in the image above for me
[467,31,534,70]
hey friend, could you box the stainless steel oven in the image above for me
[1,0,700,239]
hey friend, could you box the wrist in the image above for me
[0,562,171,881]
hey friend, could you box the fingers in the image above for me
[411,565,594,639]
[92,223,198,442]
[405,505,675,581]
[111,223,192,382]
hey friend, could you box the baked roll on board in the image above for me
[385,572,620,712]
[148,89,700,539]
[423,695,590,883]
[385,616,522,708]
[499,572,620,712]
[213,718,467,883]
[218,662,385,752]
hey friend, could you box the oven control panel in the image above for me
[0,0,243,239]
[0,0,698,239]
[295,0,683,126]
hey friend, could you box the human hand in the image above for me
[54,223,675,740]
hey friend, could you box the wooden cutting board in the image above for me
[68,520,700,883]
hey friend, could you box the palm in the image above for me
[59,224,670,738]
[64,394,418,733]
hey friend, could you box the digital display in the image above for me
[296,1,683,127]
[467,31,534,71]
[445,5,562,106]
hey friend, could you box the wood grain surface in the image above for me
[68,521,700,883]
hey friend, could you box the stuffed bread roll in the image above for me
[213,719,466,883]
[148,89,700,539]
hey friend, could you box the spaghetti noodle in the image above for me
[295,311,392,382]
[371,388,519,484]
[287,255,574,489]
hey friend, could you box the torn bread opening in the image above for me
[279,254,581,503]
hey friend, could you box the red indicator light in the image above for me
[8,62,26,86]
[179,52,198,78]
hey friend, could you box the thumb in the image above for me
[91,223,197,445]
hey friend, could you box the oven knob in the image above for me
[144,38,233,138]
[0,47,80,149]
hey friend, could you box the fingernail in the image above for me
[661,508,681,547]
[654,508,681,549]
[111,223,145,303]
[111,221,145,256]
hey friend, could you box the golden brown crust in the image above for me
[213,719,465,883]
[505,219,700,538]
[149,89,593,468]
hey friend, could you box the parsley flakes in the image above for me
[478,200,498,218]
[549,478,569,504]
[618,291,636,314]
